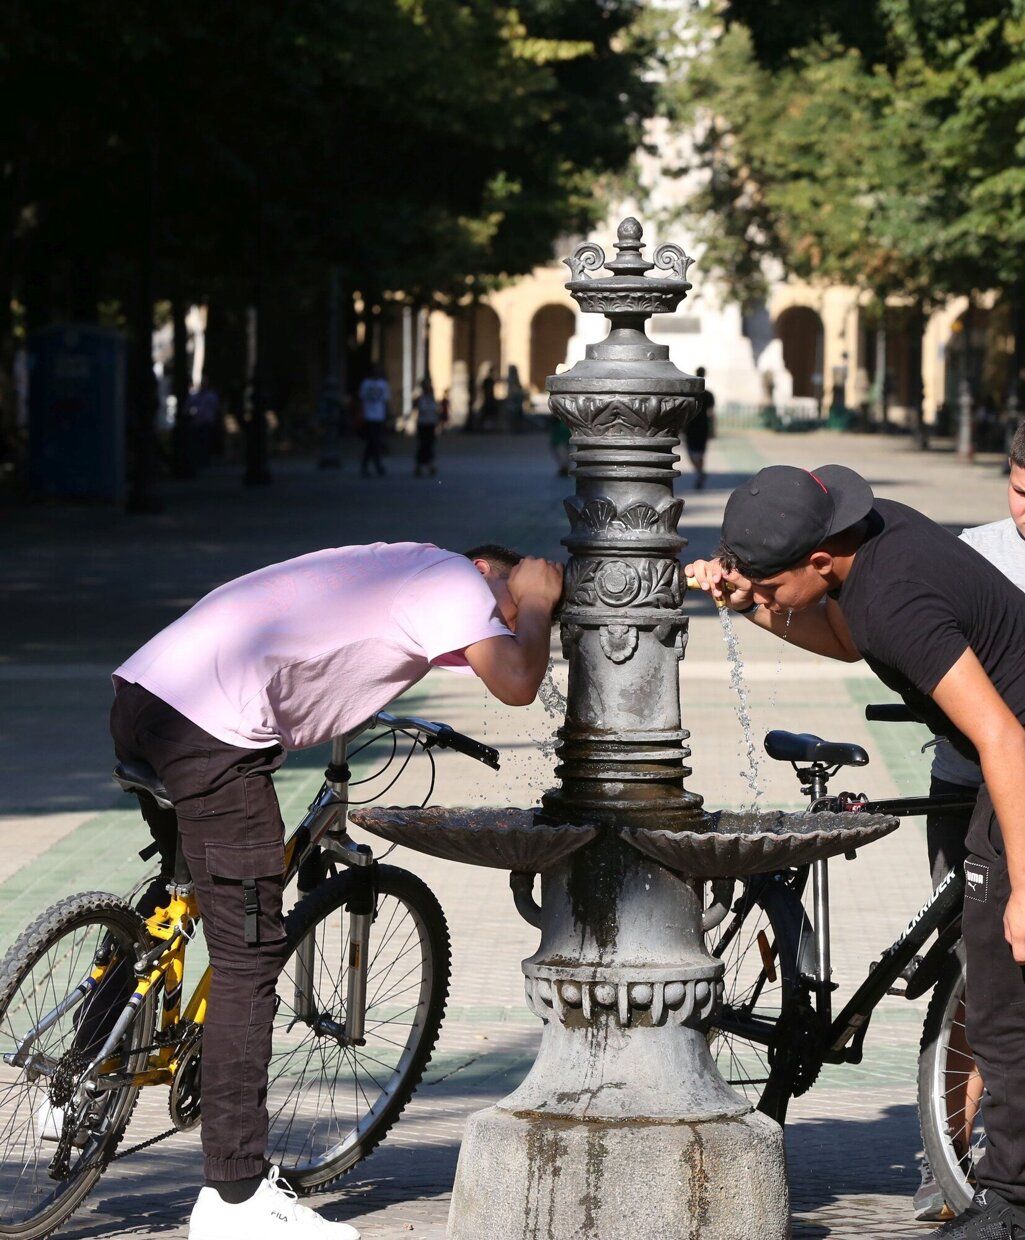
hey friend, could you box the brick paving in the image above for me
[0,427,1011,1236]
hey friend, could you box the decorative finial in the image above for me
[563,241,606,282]
[561,216,696,318]
[653,242,695,282]
[605,217,654,276]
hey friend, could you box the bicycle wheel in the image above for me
[267,865,450,1191]
[919,947,982,1217]
[707,873,815,1123]
[0,892,156,1239]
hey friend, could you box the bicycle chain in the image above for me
[110,1125,177,1163]
[47,1049,92,1181]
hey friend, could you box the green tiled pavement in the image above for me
[0,427,1012,1238]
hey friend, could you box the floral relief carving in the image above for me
[564,496,683,536]
[565,558,682,611]
[549,393,692,436]
[600,624,639,663]
[571,289,690,316]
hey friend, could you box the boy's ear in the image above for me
[472,557,492,579]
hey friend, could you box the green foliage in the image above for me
[661,0,1025,306]
[0,0,651,321]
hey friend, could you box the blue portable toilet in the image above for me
[28,325,127,503]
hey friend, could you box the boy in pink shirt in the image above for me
[109,543,562,1240]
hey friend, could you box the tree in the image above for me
[0,0,653,481]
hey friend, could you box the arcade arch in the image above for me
[529,304,576,393]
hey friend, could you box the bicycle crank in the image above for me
[169,1033,202,1131]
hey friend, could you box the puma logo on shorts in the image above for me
[964,861,990,903]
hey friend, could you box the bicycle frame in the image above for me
[9,723,387,1100]
[805,789,976,1065]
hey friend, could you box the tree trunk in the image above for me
[908,301,927,448]
[126,148,161,513]
[874,312,887,426]
[243,176,271,486]
[171,298,193,478]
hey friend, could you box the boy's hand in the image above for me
[508,557,564,611]
[684,557,756,611]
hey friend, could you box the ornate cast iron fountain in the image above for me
[355,218,896,1239]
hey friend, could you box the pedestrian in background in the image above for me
[187,375,221,469]
[414,378,439,477]
[358,365,390,478]
[685,365,715,489]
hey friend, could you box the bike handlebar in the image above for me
[865,703,918,723]
[374,712,501,770]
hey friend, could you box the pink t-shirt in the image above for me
[113,543,512,750]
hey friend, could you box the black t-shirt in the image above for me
[838,498,1025,761]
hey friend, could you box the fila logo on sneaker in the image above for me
[272,1212,291,1222]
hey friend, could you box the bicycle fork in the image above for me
[292,733,376,1047]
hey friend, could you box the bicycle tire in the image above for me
[918,946,981,1217]
[707,874,815,1124]
[267,865,450,1193]
[0,892,156,1240]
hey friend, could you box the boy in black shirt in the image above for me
[687,464,1025,1239]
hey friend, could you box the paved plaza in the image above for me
[0,426,1012,1237]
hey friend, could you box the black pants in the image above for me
[964,785,1025,1206]
[415,423,436,468]
[110,682,289,1183]
[926,774,977,889]
[361,421,386,475]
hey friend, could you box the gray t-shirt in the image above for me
[931,517,1025,785]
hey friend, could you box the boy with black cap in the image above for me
[687,465,1025,1239]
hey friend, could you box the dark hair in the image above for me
[463,544,523,576]
[1011,422,1025,469]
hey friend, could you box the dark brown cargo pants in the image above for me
[110,681,290,1182]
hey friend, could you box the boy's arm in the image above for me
[464,558,563,706]
[685,557,861,663]
[932,648,1025,961]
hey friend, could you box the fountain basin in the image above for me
[620,808,898,878]
[350,806,597,871]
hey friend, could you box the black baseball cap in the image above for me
[721,465,875,578]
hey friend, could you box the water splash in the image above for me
[718,607,764,805]
[539,659,568,719]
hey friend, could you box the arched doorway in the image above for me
[529,304,576,392]
[454,303,502,378]
[775,306,824,402]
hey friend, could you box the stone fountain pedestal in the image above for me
[447,840,788,1240]
[353,218,897,1240]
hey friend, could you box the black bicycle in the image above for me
[707,703,980,1216]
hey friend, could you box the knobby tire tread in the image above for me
[0,892,154,1240]
[279,866,450,1195]
[918,951,975,1217]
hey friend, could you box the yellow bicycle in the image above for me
[0,710,498,1238]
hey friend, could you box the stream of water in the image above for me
[536,660,567,758]
[717,607,764,805]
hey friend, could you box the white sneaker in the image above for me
[35,1099,63,1142]
[188,1166,361,1238]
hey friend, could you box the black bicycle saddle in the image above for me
[113,758,173,809]
[764,730,869,768]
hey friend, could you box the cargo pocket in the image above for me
[205,840,285,947]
